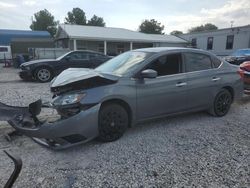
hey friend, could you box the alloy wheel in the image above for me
[37,68,51,82]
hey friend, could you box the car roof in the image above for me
[133,47,205,53]
[70,50,105,55]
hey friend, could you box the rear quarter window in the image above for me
[212,57,222,68]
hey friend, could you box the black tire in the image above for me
[209,89,232,117]
[35,67,53,83]
[98,103,128,142]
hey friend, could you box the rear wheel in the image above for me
[209,89,232,117]
[98,103,128,142]
[35,67,53,83]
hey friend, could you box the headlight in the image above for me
[53,93,86,106]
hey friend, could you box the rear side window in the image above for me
[146,53,182,76]
[184,53,212,72]
[212,57,222,68]
[0,47,8,52]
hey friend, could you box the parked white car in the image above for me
[0,46,12,61]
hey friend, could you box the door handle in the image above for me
[176,82,187,87]
[212,77,221,82]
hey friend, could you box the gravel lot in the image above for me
[0,67,249,188]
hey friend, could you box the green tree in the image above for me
[188,23,218,33]
[30,9,58,37]
[65,8,87,25]
[139,19,165,34]
[87,15,106,27]
[170,30,183,35]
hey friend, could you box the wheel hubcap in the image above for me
[37,69,50,81]
[216,93,231,115]
[101,111,125,137]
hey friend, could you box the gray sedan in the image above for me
[2,47,243,149]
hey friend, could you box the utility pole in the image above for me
[31,16,34,30]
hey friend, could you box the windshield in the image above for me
[96,51,152,76]
[231,49,250,56]
[56,51,72,60]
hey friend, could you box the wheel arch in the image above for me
[100,99,133,128]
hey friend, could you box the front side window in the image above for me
[207,37,213,50]
[146,53,182,77]
[226,35,234,50]
[184,53,212,72]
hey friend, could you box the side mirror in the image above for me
[140,69,157,79]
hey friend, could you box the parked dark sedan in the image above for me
[2,47,243,149]
[19,50,110,82]
[224,49,250,65]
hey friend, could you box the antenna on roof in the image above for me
[230,21,234,28]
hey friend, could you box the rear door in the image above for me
[183,52,221,110]
[136,53,188,120]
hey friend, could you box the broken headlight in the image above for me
[53,92,86,106]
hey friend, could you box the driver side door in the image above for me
[136,53,188,120]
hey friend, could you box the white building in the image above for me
[55,24,187,56]
[179,25,250,56]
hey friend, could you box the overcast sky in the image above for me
[0,0,249,34]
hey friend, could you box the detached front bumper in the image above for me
[1,100,100,149]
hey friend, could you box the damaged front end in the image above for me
[0,68,119,149]
[0,99,101,149]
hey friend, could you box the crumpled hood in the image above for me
[21,59,57,66]
[51,68,119,88]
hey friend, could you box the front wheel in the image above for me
[98,103,128,142]
[209,89,232,117]
[35,67,53,83]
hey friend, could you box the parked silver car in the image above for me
[1,47,243,149]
